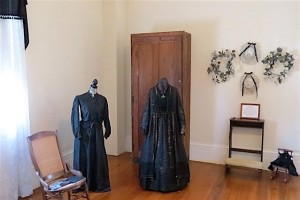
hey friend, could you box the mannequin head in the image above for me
[157,78,169,94]
[89,79,98,96]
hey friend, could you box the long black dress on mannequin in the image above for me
[139,78,190,192]
[71,79,111,192]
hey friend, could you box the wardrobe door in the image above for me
[131,31,191,161]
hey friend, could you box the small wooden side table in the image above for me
[225,117,265,178]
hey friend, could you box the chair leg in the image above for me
[284,169,289,183]
[41,188,48,200]
[270,166,278,180]
[67,191,71,200]
[85,182,90,200]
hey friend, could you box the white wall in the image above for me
[103,0,128,156]
[124,1,300,169]
[26,0,122,162]
[25,0,300,182]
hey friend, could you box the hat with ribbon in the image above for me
[239,42,259,65]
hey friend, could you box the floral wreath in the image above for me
[207,49,236,83]
[262,47,294,84]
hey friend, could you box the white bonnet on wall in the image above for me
[239,42,260,65]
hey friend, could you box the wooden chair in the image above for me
[270,148,294,183]
[27,131,90,200]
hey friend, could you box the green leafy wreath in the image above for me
[207,49,236,83]
[262,47,294,84]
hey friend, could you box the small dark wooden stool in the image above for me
[270,148,293,183]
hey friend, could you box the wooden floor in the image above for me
[21,152,300,200]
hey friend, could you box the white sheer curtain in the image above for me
[0,17,33,199]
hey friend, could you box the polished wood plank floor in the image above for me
[21,152,300,200]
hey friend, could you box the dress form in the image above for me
[89,79,98,97]
[157,78,169,98]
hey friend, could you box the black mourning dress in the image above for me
[71,91,111,192]
[139,82,190,192]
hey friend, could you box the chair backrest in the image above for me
[27,131,67,182]
[278,148,293,156]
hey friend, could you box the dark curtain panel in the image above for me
[0,0,29,48]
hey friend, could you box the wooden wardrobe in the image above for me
[131,31,191,161]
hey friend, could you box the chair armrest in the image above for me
[66,163,83,176]
[36,172,50,190]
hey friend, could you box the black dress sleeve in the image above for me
[175,87,186,134]
[71,96,81,139]
[103,98,111,139]
[140,90,151,135]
